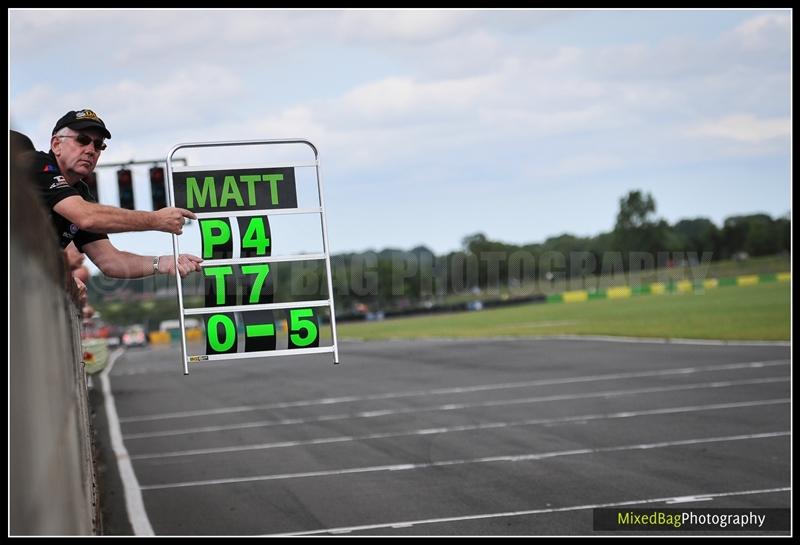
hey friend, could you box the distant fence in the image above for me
[10,148,99,535]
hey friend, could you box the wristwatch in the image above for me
[152,255,161,274]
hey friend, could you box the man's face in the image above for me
[51,128,105,181]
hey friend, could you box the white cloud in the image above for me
[727,13,791,52]
[539,153,625,177]
[333,10,569,45]
[10,10,323,77]
[478,104,613,135]
[685,114,789,143]
[586,12,789,83]
[335,10,472,44]
[329,74,497,127]
[12,63,245,137]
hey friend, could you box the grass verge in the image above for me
[338,282,789,341]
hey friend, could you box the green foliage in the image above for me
[721,214,786,258]
[672,218,720,256]
[615,190,656,231]
[612,190,672,259]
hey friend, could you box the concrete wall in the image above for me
[9,154,99,535]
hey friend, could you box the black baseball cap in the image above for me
[52,109,111,139]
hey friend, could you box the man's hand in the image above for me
[74,277,88,307]
[160,254,203,278]
[64,243,85,270]
[153,207,197,235]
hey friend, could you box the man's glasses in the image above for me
[60,134,107,151]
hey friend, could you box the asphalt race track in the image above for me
[93,337,790,535]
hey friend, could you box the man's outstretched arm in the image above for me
[54,195,195,235]
[83,239,202,279]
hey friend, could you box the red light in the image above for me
[150,167,164,182]
[117,168,135,209]
[117,169,132,185]
[150,167,167,210]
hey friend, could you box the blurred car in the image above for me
[121,325,148,348]
[106,325,122,347]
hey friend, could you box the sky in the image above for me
[9,9,792,265]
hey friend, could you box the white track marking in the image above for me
[131,398,788,460]
[123,376,789,440]
[139,431,789,490]
[120,359,788,423]
[100,349,154,535]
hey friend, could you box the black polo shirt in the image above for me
[30,150,109,251]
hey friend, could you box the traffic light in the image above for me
[150,166,167,210]
[84,171,99,201]
[117,168,135,210]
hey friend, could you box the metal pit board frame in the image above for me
[166,139,339,374]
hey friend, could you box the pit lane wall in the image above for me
[10,159,99,535]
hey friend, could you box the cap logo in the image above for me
[75,109,99,121]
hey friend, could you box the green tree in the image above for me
[612,190,669,267]
[672,218,720,256]
[721,214,781,258]
[615,190,656,231]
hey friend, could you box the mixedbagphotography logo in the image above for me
[593,508,790,532]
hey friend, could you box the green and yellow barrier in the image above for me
[563,290,589,303]
[607,286,632,299]
[703,278,719,290]
[545,271,789,305]
[736,275,759,287]
[650,282,666,295]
